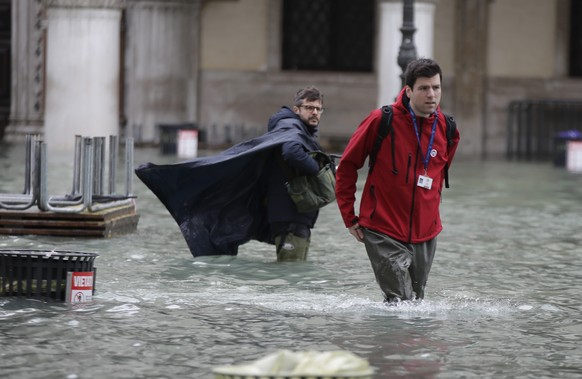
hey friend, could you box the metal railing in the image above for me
[0,134,41,210]
[0,135,135,213]
[506,100,582,161]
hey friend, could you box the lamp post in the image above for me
[397,0,417,88]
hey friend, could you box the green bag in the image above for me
[284,151,337,213]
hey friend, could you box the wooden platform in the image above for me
[0,202,139,237]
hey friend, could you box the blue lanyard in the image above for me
[408,105,438,171]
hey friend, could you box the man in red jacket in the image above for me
[335,58,460,304]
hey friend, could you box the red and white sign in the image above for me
[177,129,198,158]
[567,141,582,172]
[66,272,94,303]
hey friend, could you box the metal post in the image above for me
[92,137,105,196]
[125,137,134,197]
[23,135,33,195]
[38,141,48,211]
[71,135,83,196]
[108,135,118,195]
[82,137,94,209]
[31,138,41,207]
[397,0,417,88]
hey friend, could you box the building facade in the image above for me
[1,0,580,158]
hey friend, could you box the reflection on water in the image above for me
[1,143,582,378]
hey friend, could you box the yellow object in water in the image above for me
[212,349,374,379]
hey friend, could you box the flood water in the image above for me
[1,142,582,379]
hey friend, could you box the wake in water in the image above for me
[85,283,521,322]
[245,290,518,320]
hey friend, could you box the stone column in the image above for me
[377,0,437,107]
[453,0,489,157]
[6,0,45,140]
[124,0,202,144]
[43,0,123,152]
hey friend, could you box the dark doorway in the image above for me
[0,0,10,140]
[570,0,582,77]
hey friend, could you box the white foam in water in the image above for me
[26,317,49,324]
[105,304,141,315]
[540,304,561,312]
[129,254,145,260]
[192,260,232,267]
[257,287,506,315]
[119,285,516,321]
[196,290,511,322]
[91,279,547,322]
[251,292,377,314]
[0,311,17,319]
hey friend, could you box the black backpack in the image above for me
[368,105,457,188]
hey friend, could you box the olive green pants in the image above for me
[274,233,310,262]
[363,228,437,302]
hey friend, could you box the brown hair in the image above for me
[293,86,324,106]
[404,58,442,88]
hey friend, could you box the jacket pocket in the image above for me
[405,153,412,185]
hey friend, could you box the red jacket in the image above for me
[335,88,460,243]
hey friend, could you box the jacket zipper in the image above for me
[408,135,421,243]
[370,185,376,220]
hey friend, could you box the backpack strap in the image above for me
[444,114,456,146]
[369,105,394,175]
[443,113,457,188]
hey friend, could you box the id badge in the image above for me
[417,175,433,190]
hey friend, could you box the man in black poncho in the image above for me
[135,86,326,261]
[266,86,325,261]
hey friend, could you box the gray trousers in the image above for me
[363,228,437,302]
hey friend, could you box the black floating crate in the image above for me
[0,249,98,301]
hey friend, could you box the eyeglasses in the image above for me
[299,105,325,114]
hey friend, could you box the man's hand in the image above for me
[348,223,364,243]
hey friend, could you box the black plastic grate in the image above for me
[506,100,582,162]
[0,249,98,301]
[282,0,375,72]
